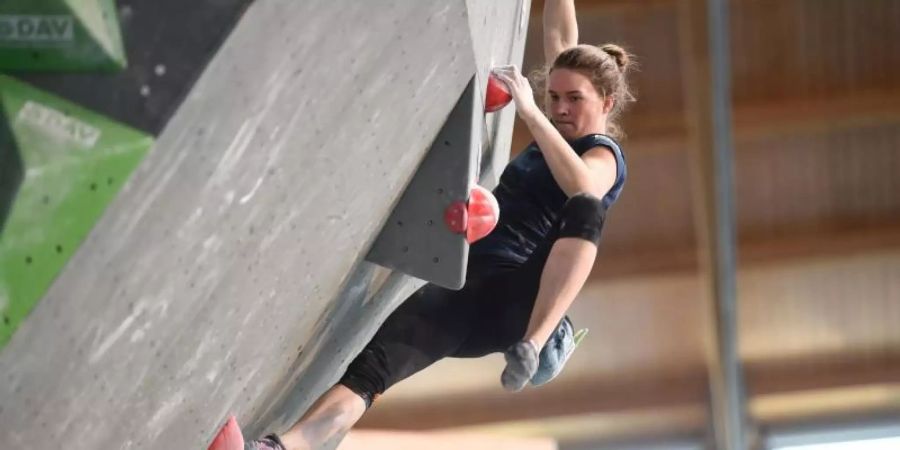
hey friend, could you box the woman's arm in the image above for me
[501,214,601,392]
[494,66,617,198]
[540,0,585,194]
[522,237,597,348]
[544,0,579,64]
[526,110,618,198]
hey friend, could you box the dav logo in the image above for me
[16,101,101,148]
[0,15,74,44]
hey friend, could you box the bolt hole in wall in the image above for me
[90,176,115,191]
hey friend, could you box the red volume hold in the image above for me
[208,415,244,450]
[485,72,512,113]
[444,200,468,234]
[466,185,499,243]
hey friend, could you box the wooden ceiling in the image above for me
[356,0,900,447]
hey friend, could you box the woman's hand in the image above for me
[492,65,542,122]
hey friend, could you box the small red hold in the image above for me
[444,201,468,234]
[466,185,499,243]
[208,415,244,450]
[485,72,512,113]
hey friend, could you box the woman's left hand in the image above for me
[493,65,541,121]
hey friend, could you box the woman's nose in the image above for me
[552,103,568,116]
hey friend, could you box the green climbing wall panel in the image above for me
[0,0,126,72]
[0,75,153,348]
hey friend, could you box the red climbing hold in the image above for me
[208,415,244,450]
[444,186,499,243]
[485,72,512,113]
[466,185,499,243]
[444,200,468,234]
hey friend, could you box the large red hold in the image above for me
[485,72,512,113]
[442,186,499,244]
[465,185,499,244]
[208,415,244,450]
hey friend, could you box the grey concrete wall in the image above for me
[253,1,531,443]
[22,0,253,135]
[469,0,532,188]
[0,1,529,449]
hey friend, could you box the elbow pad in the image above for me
[558,193,606,246]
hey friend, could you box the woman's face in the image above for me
[546,68,612,140]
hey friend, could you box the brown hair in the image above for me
[532,43,636,139]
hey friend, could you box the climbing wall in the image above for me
[0,1,530,448]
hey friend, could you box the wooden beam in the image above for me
[340,430,556,450]
[618,88,900,155]
[591,219,900,280]
[358,369,709,430]
[357,354,900,431]
[732,89,900,141]
[747,353,900,396]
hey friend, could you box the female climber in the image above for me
[240,1,634,448]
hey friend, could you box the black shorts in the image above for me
[338,238,554,405]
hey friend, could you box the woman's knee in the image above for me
[326,385,368,425]
[558,193,606,246]
[338,346,388,409]
[288,385,366,446]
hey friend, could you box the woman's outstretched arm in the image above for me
[543,0,579,64]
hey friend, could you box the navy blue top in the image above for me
[469,134,627,270]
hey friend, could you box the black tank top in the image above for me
[469,134,627,271]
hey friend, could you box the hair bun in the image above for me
[600,43,631,71]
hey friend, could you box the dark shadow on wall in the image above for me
[0,114,24,235]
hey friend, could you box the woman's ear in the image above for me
[602,96,615,114]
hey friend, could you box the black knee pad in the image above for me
[338,346,388,409]
[558,193,606,246]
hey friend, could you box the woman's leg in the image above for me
[258,283,482,449]
[275,384,366,450]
